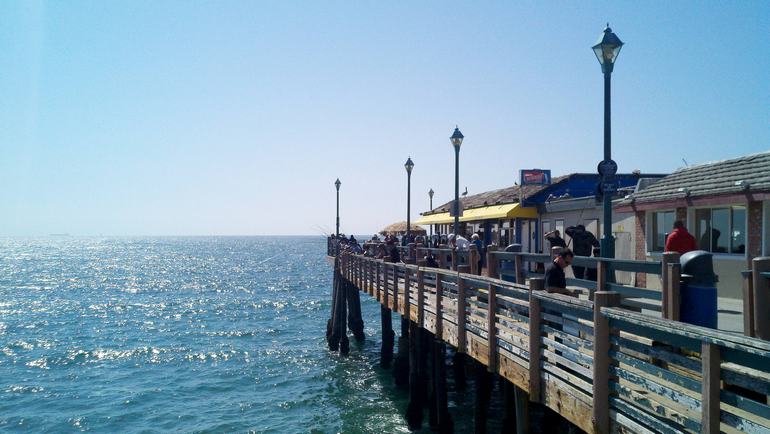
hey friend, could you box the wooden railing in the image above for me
[339,252,770,434]
[488,247,683,320]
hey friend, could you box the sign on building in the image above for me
[520,169,551,186]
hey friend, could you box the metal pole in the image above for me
[429,195,433,240]
[601,70,614,259]
[336,189,340,237]
[407,171,412,240]
[453,147,460,236]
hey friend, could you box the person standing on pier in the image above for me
[544,229,567,250]
[664,220,697,255]
[471,233,483,274]
[565,225,599,279]
[545,249,577,296]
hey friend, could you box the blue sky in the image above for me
[0,1,768,236]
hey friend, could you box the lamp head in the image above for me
[592,24,623,73]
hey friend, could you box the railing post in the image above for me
[376,261,381,303]
[667,263,681,321]
[457,276,467,353]
[435,272,444,340]
[407,242,416,264]
[593,260,606,301]
[661,252,680,320]
[742,270,755,337]
[417,269,425,328]
[392,265,399,314]
[515,254,523,285]
[486,245,498,279]
[528,277,544,402]
[383,263,390,309]
[469,245,479,275]
[701,342,721,434]
[404,267,411,319]
[451,249,458,271]
[487,282,497,373]
[592,290,621,434]
[752,257,770,340]
[439,244,448,269]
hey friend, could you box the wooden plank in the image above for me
[606,282,662,301]
[435,273,443,340]
[541,371,593,433]
[611,350,701,393]
[610,367,702,412]
[417,270,425,327]
[610,382,701,432]
[609,397,683,434]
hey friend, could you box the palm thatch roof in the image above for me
[379,221,427,236]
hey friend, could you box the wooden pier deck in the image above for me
[333,250,770,433]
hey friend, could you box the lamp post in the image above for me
[405,157,414,242]
[334,178,341,237]
[592,24,623,259]
[450,127,464,236]
[428,188,434,241]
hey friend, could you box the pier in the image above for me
[327,243,770,433]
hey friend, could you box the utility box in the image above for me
[679,251,719,328]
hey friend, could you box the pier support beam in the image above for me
[393,318,410,388]
[473,361,492,434]
[380,306,394,368]
[405,323,424,429]
[346,278,365,342]
[433,338,453,433]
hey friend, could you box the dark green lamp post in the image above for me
[405,157,414,240]
[428,188,434,241]
[334,178,341,237]
[592,24,623,260]
[450,127,464,236]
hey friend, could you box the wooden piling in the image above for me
[381,304,394,368]
[453,275,467,391]
[338,271,349,356]
[473,361,492,434]
[394,265,410,388]
[406,321,423,429]
[592,290,621,434]
[470,245,479,275]
[486,283,497,373]
[346,276,365,342]
[433,337,453,433]
[752,257,770,340]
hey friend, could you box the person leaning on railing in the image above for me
[545,249,578,296]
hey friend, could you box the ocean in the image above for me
[0,236,491,433]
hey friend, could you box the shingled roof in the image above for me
[423,175,569,215]
[624,151,770,204]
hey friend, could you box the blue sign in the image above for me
[520,169,551,186]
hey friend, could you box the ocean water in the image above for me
[0,236,490,433]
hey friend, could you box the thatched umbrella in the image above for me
[379,221,427,236]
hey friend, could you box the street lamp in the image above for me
[592,24,623,259]
[428,188,434,242]
[405,157,414,241]
[334,178,341,237]
[450,127,464,236]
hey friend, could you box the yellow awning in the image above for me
[414,212,453,225]
[415,203,537,225]
[459,203,538,222]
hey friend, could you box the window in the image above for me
[651,211,675,252]
[695,206,747,254]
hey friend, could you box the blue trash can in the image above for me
[679,251,719,328]
[500,244,522,283]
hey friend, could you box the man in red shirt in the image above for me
[665,220,697,255]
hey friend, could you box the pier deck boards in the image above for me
[337,253,770,434]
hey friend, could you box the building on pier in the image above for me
[415,172,664,255]
[616,150,770,298]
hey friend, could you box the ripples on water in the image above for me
[0,237,490,433]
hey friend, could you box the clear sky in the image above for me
[1,1,768,236]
